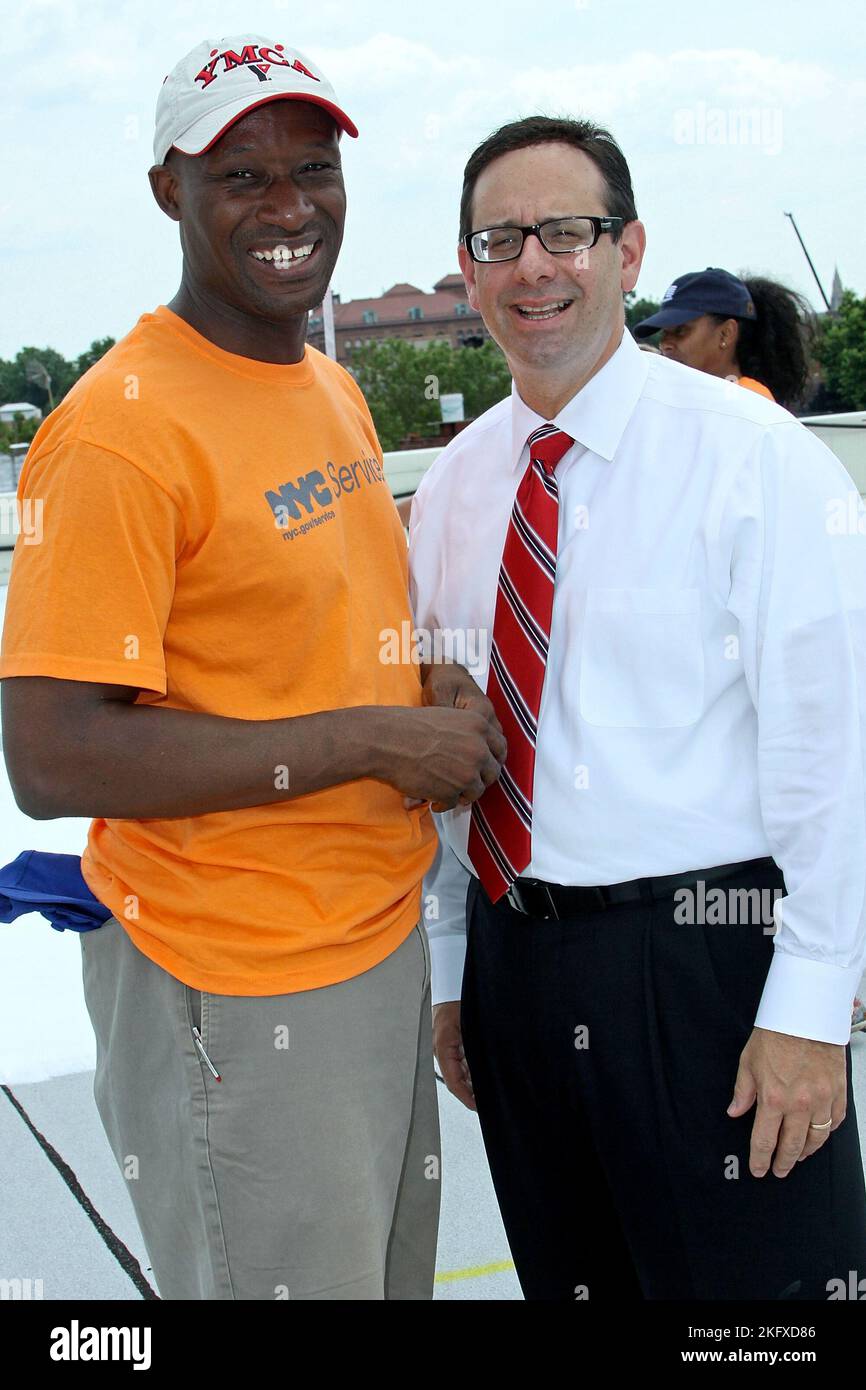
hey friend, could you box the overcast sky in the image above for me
[2,0,863,358]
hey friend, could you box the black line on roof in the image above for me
[1,1083,159,1300]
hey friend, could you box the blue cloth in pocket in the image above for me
[0,850,113,932]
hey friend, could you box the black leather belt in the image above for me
[503,857,775,920]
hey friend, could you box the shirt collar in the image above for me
[509,326,649,470]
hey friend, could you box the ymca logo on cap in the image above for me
[153,34,358,166]
[194,42,318,90]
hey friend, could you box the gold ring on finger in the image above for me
[808,1118,833,1130]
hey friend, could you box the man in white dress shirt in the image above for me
[409,115,866,1301]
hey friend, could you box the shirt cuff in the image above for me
[754,949,864,1043]
[429,932,467,1006]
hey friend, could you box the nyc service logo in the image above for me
[264,456,386,542]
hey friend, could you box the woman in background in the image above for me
[633,266,814,410]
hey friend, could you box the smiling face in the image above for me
[458,142,645,412]
[659,315,739,376]
[149,100,346,358]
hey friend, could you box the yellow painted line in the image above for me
[435,1258,515,1284]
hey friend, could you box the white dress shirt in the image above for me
[408,327,866,1043]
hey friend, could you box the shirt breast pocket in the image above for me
[578,587,704,728]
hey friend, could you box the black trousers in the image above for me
[460,858,866,1301]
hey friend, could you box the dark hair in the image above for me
[712,276,815,409]
[459,115,638,245]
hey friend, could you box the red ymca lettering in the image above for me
[258,46,290,65]
[194,44,319,89]
[290,58,319,82]
[222,45,260,71]
[194,55,220,89]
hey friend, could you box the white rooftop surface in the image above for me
[1,569,864,1302]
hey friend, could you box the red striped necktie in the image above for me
[468,423,574,902]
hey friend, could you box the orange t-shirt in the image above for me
[0,307,435,993]
[738,376,775,401]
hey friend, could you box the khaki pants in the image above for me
[80,916,440,1300]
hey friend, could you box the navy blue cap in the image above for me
[633,268,757,339]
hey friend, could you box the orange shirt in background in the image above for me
[738,376,775,401]
[0,307,435,993]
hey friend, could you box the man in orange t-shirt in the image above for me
[0,35,504,1301]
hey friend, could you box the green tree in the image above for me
[0,413,40,452]
[449,338,512,419]
[75,337,116,379]
[349,340,431,449]
[624,290,661,332]
[0,337,116,418]
[350,338,511,450]
[815,292,866,411]
[0,346,75,412]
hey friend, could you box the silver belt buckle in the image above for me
[506,881,561,920]
[506,882,527,914]
[543,883,561,920]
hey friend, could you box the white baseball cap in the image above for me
[153,35,358,165]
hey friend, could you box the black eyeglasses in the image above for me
[463,215,624,263]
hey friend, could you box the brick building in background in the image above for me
[307,273,490,365]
